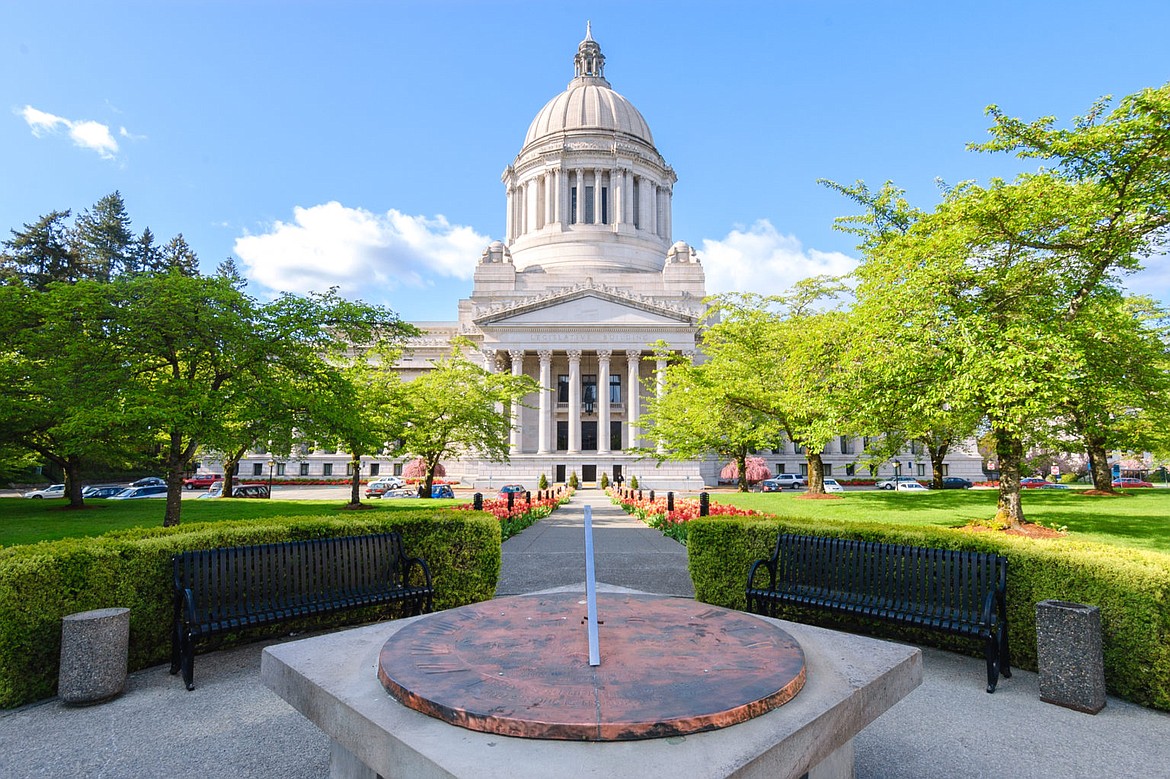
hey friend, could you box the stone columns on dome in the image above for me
[505,187,514,243]
[509,350,525,455]
[559,167,569,228]
[574,168,584,225]
[567,350,582,453]
[626,350,641,449]
[537,350,552,454]
[593,169,603,225]
[597,350,612,454]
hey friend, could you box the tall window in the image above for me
[369,463,379,476]
[609,373,621,403]
[845,463,856,477]
[570,187,577,224]
[276,462,286,476]
[632,179,640,228]
[584,186,595,223]
[557,374,569,403]
[610,421,622,451]
[583,374,597,411]
[252,463,263,476]
[299,462,310,476]
[823,464,833,476]
[839,436,852,455]
[556,421,568,451]
[323,463,333,476]
[601,187,609,224]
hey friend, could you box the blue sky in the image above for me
[3,1,1168,321]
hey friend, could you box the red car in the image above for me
[1020,477,1050,488]
[1112,477,1154,488]
[183,473,223,490]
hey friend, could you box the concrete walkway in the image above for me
[2,488,1169,778]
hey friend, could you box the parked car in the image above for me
[1112,477,1154,488]
[230,483,271,499]
[182,473,223,490]
[130,476,166,488]
[82,485,127,499]
[895,480,929,492]
[1020,477,1051,488]
[431,484,455,499]
[875,476,921,491]
[940,477,973,490]
[108,484,168,500]
[760,474,806,491]
[822,478,844,493]
[23,484,65,499]
[365,477,406,498]
[498,484,527,499]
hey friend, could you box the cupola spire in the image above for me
[573,22,606,81]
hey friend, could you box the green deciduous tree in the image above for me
[397,342,538,498]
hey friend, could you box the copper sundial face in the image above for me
[377,592,806,741]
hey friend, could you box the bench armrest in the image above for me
[747,557,777,591]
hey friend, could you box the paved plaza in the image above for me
[2,488,1168,777]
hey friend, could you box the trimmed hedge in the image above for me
[687,516,1170,711]
[0,509,500,709]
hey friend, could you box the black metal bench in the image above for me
[171,532,433,690]
[746,533,1011,692]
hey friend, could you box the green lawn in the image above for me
[714,488,1170,554]
[0,497,466,548]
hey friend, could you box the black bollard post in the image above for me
[525,490,531,505]
[699,491,710,516]
[473,492,483,511]
[649,490,655,502]
[638,489,643,501]
[508,491,515,510]
[667,491,674,512]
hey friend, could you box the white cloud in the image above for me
[699,219,858,297]
[234,202,488,302]
[19,105,121,159]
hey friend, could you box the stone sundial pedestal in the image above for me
[262,586,923,779]
[376,592,806,741]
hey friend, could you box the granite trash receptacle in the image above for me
[1035,600,1105,714]
[58,607,130,705]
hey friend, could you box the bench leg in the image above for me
[181,636,196,691]
[999,622,1012,680]
[984,635,1001,693]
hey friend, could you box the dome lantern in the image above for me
[573,21,607,82]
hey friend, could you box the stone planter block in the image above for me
[1035,600,1105,714]
[59,607,130,705]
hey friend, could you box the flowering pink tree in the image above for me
[721,456,772,490]
[403,457,445,480]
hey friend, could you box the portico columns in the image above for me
[568,350,582,453]
[593,169,603,224]
[537,350,552,454]
[597,350,612,454]
[626,350,641,449]
[574,168,584,224]
[509,350,524,455]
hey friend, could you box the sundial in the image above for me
[377,507,806,741]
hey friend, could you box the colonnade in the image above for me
[483,348,689,456]
[505,166,672,244]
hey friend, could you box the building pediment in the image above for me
[473,282,699,328]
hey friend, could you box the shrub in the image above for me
[568,471,579,489]
[686,516,1170,712]
[629,475,639,490]
[599,472,609,489]
[538,473,549,490]
[0,509,499,709]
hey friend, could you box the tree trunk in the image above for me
[994,428,1025,528]
[736,449,748,492]
[222,448,245,498]
[1083,432,1115,492]
[422,458,436,499]
[62,455,85,508]
[163,431,196,527]
[348,451,362,506]
[927,439,949,489]
[805,451,825,494]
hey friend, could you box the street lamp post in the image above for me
[267,459,275,496]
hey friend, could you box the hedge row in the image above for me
[687,516,1170,711]
[0,509,500,709]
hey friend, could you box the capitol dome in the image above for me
[501,24,677,275]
